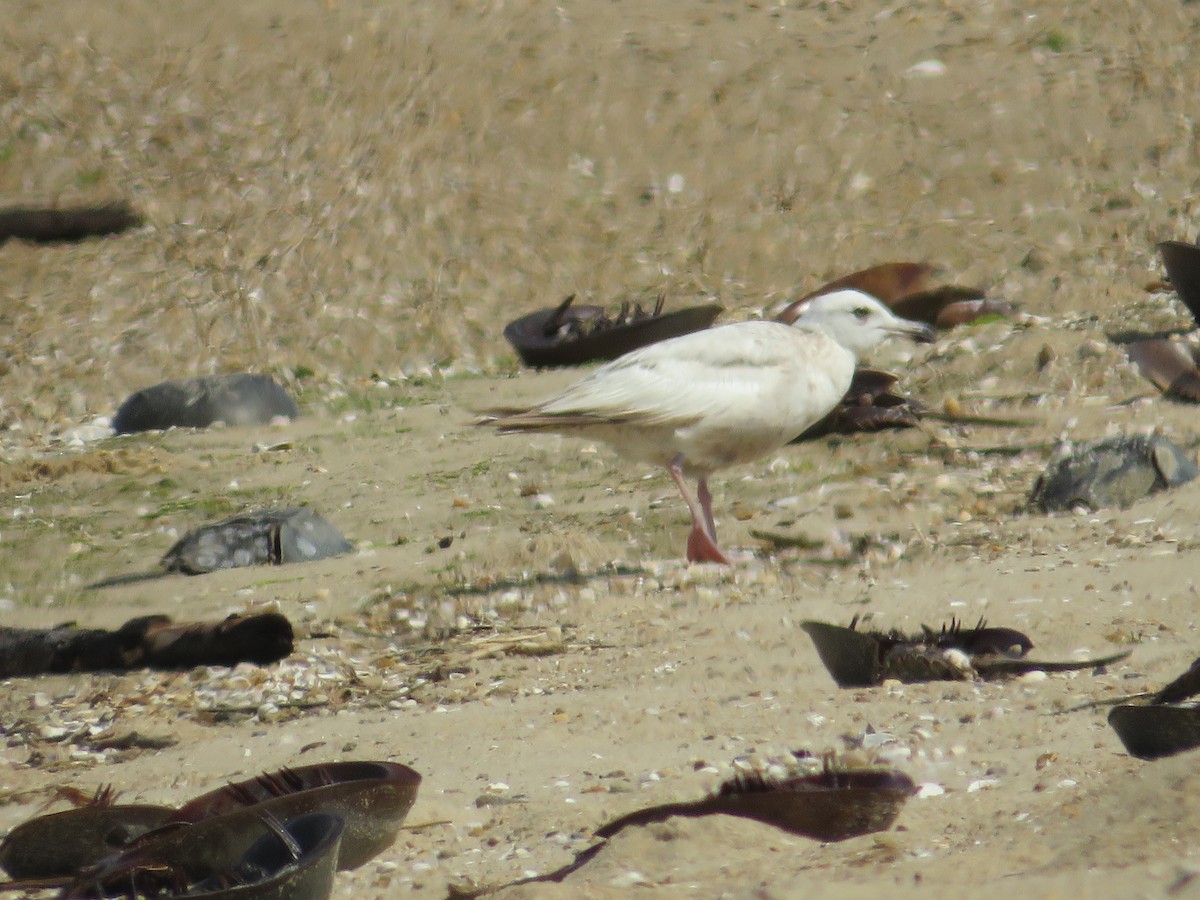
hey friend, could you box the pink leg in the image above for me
[696,478,718,541]
[668,457,730,566]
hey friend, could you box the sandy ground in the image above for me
[4,1,1200,897]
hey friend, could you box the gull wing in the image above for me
[487,322,842,431]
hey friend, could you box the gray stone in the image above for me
[1028,435,1198,513]
[113,373,298,434]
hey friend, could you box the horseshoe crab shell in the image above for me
[1124,339,1200,402]
[165,761,421,871]
[593,766,916,843]
[801,618,1034,687]
[1109,655,1200,760]
[1108,704,1200,762]
[161,508,353,575]
[773,261,1011,328]
[1159,240,1200,327]
[0,761,420,882]
[113,373,298,434]
[503,296,724,368]
[0,804,172,879]
[1027,435,1198,513]
[58,812,344,900]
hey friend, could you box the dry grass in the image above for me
[1,0,1198,432]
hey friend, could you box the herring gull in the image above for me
[481,290,934,564]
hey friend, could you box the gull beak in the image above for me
[891,318,937,344]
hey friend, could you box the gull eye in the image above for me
[852,306,871,321]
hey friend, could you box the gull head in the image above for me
[794,289,936,357]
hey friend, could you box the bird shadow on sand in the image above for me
[437,561,654,598]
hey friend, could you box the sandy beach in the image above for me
[3,2,1200,896]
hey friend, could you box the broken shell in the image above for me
[165,760,420,871]
[1153,656,1200,705]
[790,367,923,442]
[0,761,420,882]
[801,618,1031,687]
[800,620,884,687]
[926,297,1016,328]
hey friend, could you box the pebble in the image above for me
[907,59,946,77]
[610,871,650,888]
[967,778,1000,793]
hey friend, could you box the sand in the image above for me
[3,1,1200,897]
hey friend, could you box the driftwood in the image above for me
[0,201,142,244]
[0,613,294,678]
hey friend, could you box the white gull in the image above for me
[481,290,934,565]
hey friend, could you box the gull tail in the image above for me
[475,407,617,432]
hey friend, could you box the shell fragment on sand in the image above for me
[774,262,1012,442]
[113,373,299,433]
[1027,435,1198,512]
[161,508,353,575]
